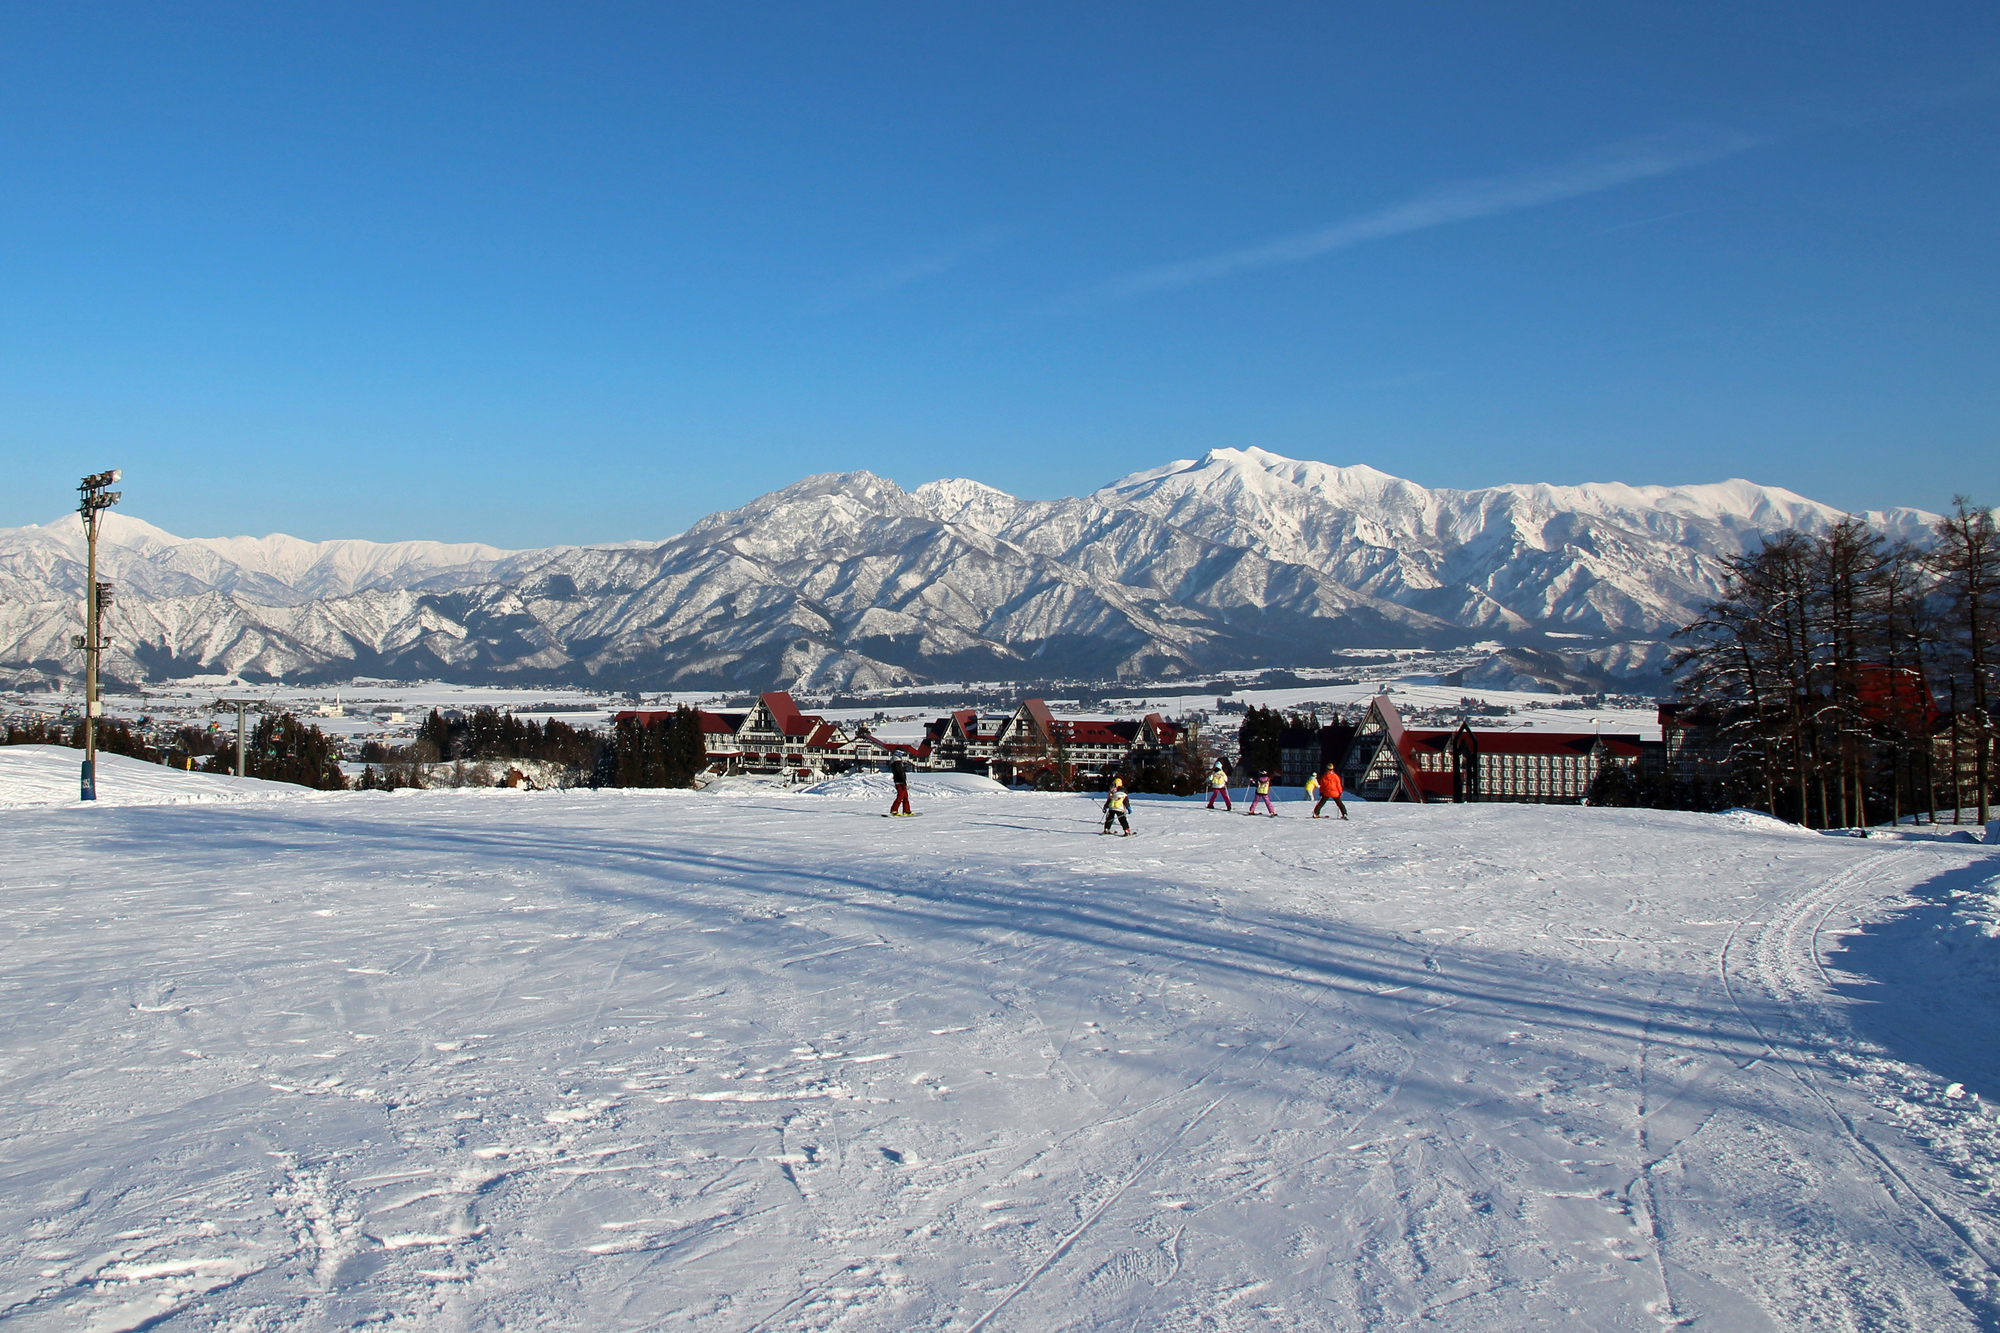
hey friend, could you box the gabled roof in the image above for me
[760,691,816,737]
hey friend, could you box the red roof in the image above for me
[613,709,673,727]
[759,691,817,737]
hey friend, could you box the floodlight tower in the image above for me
[75,469,122,801]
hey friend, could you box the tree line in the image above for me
[607,706,710,788]
[2,711,348,790]
[354,707,600,789]
[357,705,713,789]
[1669,498,1998,827]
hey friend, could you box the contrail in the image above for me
[1080,126,1763,304]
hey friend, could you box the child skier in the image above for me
[1206,760,1232,810]
[887,757,913,816]
[1102,779,1133,835]
[1247,771,1278,817]
[1313,764,1348,819]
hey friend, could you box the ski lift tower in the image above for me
[214,698,257,777]
[74,469,121,801]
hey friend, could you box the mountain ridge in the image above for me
[0,450,1945,690]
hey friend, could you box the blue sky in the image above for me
[1,2,1995,545]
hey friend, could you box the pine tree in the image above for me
[203,712,348,790]
[665,705,709,786]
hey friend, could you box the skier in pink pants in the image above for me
[1247,771,1278,816]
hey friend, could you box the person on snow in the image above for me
[1304,768,1319,805]
[888,757,913,816]
[1206,759,1232,810]
[1102,778,1133,836]
[1248,770,1278,817]
[1313,763,1348,819]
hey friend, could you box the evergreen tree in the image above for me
[664,704,709,786]
[201,712,347,790]
[1236,705,1309,775]
[415,708,453,762]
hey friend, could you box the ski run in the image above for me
[3,748,2000,1331]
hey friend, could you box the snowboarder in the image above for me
[1102,778,1133,835]
[888,757,913,817]
[1206,759,1232,810]
[1313,764,1348,819]
[1248,771,1278,817]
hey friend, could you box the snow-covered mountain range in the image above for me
[0,448,1939,690]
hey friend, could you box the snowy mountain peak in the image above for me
[0,512,525,607]
[910,478,1024,533]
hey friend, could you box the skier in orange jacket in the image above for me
[1313,765,1347,819]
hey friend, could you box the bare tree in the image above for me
[1928,497,2000,823]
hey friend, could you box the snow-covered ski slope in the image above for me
[3,787,1998,1330]
[0,744,309,809]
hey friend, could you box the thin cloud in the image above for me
[805,227,1009,315]
[1078,126,1764,305]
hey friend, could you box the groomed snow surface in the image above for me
[3,755,2000,1330]
[0,744,308,809]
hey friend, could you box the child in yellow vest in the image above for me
[1102,779,1132,835]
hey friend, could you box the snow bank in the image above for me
[797,769,1009,800]
[1712,807,1822,837]
[0,743,304,808]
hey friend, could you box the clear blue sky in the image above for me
[2,2,1995,546]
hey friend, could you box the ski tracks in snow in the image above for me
[4,792,2000,1330]
[1716,846,2000,1326]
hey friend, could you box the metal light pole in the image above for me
[74,470,122,801]
[216,699,254,777]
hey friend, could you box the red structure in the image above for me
[1337,694,1646,804]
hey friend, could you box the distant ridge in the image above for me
[0,450,1942,690]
